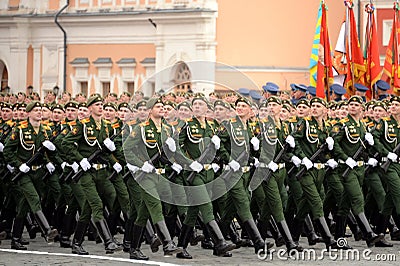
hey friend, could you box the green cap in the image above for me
[26,101,41,112]
[87,95,103,107]
[103,102,117,111]
[64,101,79,109]
[146,97,163,109]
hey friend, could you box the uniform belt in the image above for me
[256,162,285,169]
[381,157,400,164]
[242,166,251,173]
[203,164,212,171]
[313,163,325,169]
[92,164,107,170]
[155,168,165,175]
[338,160,365,167]
[31,165,42,171]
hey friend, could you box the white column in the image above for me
[9,45,28,93]
[32,44,41,92]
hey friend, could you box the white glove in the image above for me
[127,163,139,173]
[302,157,313,170]
[291,156,302,167]
[0,142,4,153]
[228,160,241,172]
[171,162,183,174]
[7,164,15,173]
[113,162,123,173]
[190,161,203,173]
[345,157,357,169]
[79,158,91,171]
[253,158,260,168]
[103,138,116,152]
[387,152,398,162]
[326,159,338,169]
[165,137,176,152]
[46,162,56,174]
[42,140,56,151]
[211,135,221,150]
[141,161,155,173]
[19,163,30,173]
[250,137,260,151]
[71,162,79,173]
[267,161,279,172]
[365,133,374,146]
[211,163,220,173]
[285,135,295,148]
[326,137,334,151]
[61,162,67,170]
[367,158,378,167]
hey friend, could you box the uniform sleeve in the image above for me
[371,121,391,157]
[293,119,307,159]
[332,124,349,161]
[3,128,23,168]
[123,124,146,167]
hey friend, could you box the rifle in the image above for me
[381,142,400,173]
[134,123,188,183]
[342,126,376,178]
[294,124,344,180]
[217,149,248,181]
[0,125,12,143]
[186,126,226,185]
[364,152,379,175]
[12,128,62,182]
[71,124,126,183]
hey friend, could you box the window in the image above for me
[80,82,88,96]
[127,82,135,95]
[174,62,191,93]
[102,82,110,96]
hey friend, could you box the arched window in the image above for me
[174,62,191,93]
[0,61,8,90]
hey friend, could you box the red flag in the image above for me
[344,0,366,95]
[316,2,333,99]
[364,3,381,99]
[383,2,400,94]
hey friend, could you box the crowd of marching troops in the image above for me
[1,79,400,261]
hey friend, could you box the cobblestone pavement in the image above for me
[1,232,399,265]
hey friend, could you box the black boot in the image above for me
[164,215,177,239]
[347,213,362,241]
[60,214,75,248]
[11,217,27,250]
[129,224,149,260]
[25,213,40,240]
[290,218,304,245]
[355,212,384,247]
[304,215,323,246]
[154,221,181,255]
[277,220,303,252]
[243,218,271,254]
[146,220,162,253]
[334,215,352,249]
[94,219,122,254]
[123,218,134,252]
[268,218,286,248]
[390,214,400,240]
[33,210,58,242]
[375,214,393,248]
[219,220,243,248]
[206,220,236,256]
[314,217,337,249]
[71,221,89,255]
[106,212,119,237]
[176,224,193,259]
[190,217,205,246]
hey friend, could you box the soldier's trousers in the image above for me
[125,172,142,221]
[364,168,386,213]
[296,168,325,220]
[337,165,365,216]
[184,169,215,227]
[382,163,400,216]
[260,167,286,223]
[323,168,343,215]
[111,174,130,215]
[79,168,116,222]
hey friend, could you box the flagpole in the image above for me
[396,0,400,96]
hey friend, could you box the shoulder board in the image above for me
[68,120,77,126]
[382,117,391,121]
[230,118,237,123]
[208,121,214,125]
[103,119,111,124]
[19,120,29,129]
[361,118,369,123]
[339,118,349,124]
[329,120,338,126]
[366,121,375,128]
[61,120,67,125]
[287,117,297,123]
[42,124,51,131]
[140,121,150,127]
[127,120,137,126]
[80,118,90,124]
[111,123,120,129]
[6,120,15,126]
[185,118,193,122]
[304,116,312,121]
[170,120,178,126]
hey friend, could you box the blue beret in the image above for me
[354,83,369,92]
[237,88,250,96]
[375,80,390,91]
[307,86,316,96]
[330,84,346,95]
[249,90,262,100]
